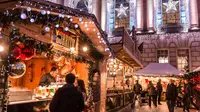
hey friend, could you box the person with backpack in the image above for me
[147,81,157,108]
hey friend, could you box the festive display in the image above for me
[163,0,179,13]
[115,4,128,18]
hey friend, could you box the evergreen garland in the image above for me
[184,71,200,79]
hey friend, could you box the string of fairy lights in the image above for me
[0,0,112,56]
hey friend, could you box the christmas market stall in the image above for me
[0,0,112,112]
[184,70,200,108]
[134,63,183,102]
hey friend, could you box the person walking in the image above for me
[50,73,85,112]
[156,79,163,105]
[183,79,200,112]
[133,80,142,106]
[147,81,157,108]
[166,79,178,112]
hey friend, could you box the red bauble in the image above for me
[21,46,35,60]
[12,46,22,59]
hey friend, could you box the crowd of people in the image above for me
[133,79,200,112]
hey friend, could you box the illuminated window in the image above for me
[157,50,169,63]
[177,49,189,72]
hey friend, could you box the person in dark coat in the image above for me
[133,80,142,106]
[49,73,85,112]
[157,79,163,105]
[183,79,200,112]
[147,81,157,108]
[39,67,58,86]
[166,79,178,112]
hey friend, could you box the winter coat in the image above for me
[39,73,56,86]
[157,82,163,93]
[147,83,157,95]
[183,83,194,98]
[50,84,84,112]
[134,83,142,94]
[166,83,178,101]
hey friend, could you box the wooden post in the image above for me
[99,58,107,112]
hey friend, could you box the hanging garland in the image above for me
[9,28,53,62]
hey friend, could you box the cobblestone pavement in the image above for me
[133,102,198,112]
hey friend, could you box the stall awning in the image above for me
[193,67,200,72]
[135,63,183,77]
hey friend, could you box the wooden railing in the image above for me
[106,90,134,112]
[122,28,143,64]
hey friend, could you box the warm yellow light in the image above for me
[0,45,4,52]
[82,46,88,52]
[70,47,75,52]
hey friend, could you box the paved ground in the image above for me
[133,102,198,112]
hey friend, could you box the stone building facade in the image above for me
[138,32,200,72]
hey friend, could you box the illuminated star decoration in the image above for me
[163,0,179,13]
[115,4,128,18]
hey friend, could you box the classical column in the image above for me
[101,0,107,31]
[92,0,102,23]
[147,0,154,32]
[189,0,199,30]
[136,0,144,33]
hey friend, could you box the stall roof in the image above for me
[193,67,200,72]
[135,63,183,77]
[0,0,113,56]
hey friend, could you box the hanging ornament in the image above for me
[115,4,128,18]
[20,13,27,19]
[9,61,26,79]
[12,46,22,59]
[70,18,73,22]
[21,46,35,60]
[30,18,35,23]
[55,24,59,28]
[27,7,32,12]
[163,0,179,13]
[41,10,46,15]
[45,26,50,32]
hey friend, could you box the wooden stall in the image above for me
[0,0,112,112]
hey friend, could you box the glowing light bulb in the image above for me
[55,24,59,28]
[30,18,35,23]
[45,26,50,32]
[27,7,31,11]
[0,46,4,52]
[74,24,79,28]
[41,10,46,15]
[20,13,27,19]
[64,27,69,31]
[82,47,88,52]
